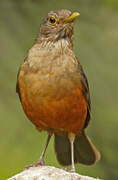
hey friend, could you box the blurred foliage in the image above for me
[101,0,118,10]
[0,0,118,179]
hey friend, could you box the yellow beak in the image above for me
[63,12,80,23]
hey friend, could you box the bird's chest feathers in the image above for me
[27,39,77,74]
[19,40,80,98]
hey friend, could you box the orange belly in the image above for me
[19,81,87,135]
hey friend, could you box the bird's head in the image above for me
[37,9,80,44]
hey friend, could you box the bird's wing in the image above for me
[79,63,91,128]
[16,57,27,100]
[16,65,22,101]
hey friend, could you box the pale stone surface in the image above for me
[8,166,100,180]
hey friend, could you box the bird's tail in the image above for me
[54,131,100,166]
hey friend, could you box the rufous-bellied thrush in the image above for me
[16,9,100,172]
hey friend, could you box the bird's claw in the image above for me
[24,159,45,169]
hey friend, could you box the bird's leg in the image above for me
[38,134,52,165]
[68,132,76,172]
[25,134,52,169]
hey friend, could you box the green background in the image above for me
[0,0,118,179]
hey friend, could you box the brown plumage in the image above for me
[16,9,100,172]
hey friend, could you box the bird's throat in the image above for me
[37,36,73,50]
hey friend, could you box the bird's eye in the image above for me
[49,16,57,25]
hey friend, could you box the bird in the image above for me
[16,9,100,172]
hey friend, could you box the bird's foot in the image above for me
[62,168,75,173]
[24,159,45,169]
[69,168,75,173]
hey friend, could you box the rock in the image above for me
[8,166,101,180]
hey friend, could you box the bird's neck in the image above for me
[36,36,73,50]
